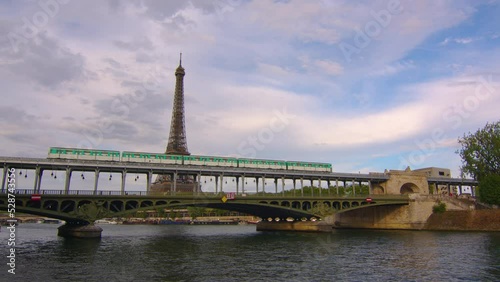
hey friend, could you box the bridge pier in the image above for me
[57,223,103,238]
[1,166,8,193]
[64,168,72,193]
[257,221,332,232]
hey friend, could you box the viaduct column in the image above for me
[121,170,127,195]
[1,166,8,193]
[281,177,285,196]
[255,177,259,194]
[241,175,245,194]
[146,171,152,193]
[215,176,218,194]
[172,172,177,195]
[64,168,72,194]
[300,178,304,197]
[220,174,224,194]
[274,178,278,195]
[236,176,239,195]
[318,179,322,197]
[93,169,100,195]
[33,167,42,193]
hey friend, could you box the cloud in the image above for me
[0,32,86,88]
[313,60,344,76]
[440,37,478,45]
[370,60,415,76]
[113,36,154,51]
[0,0,497,177]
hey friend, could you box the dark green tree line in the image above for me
[457,121,500,205]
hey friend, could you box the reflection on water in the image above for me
[1,224,499,281]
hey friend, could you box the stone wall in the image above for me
[425,210,500,231]
[329,196,435,230]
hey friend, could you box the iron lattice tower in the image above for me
[166,53,190,155]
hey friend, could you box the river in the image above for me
[1,223,499,281]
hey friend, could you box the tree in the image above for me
[478,174,500,205]
[457,121,500,180]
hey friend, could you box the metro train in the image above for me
[47,147,332,172]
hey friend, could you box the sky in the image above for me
[1,0,499,182]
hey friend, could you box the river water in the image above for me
[1,223,499,281]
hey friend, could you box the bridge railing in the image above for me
[4,189,151,196]
[1,189,410,200]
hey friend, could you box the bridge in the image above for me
[0,157,478,237]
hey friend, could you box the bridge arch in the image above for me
[400,182,419,194]
[372,185,384,194]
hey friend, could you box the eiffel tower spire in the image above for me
[166,53,190,155]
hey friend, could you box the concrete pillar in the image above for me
[220,174,224,194]
[34,167,42,193]
[121,170,127,195]
[1,166,8,193]
[255,177,259,194]
[193,174,198,194]
[336,179,339,195]
[327,180,330,196]
[292,179,296,196]
[236,176,239,195]
[281,177,285,196]
[318,179,322,197]
[214,175,218,194]
[262,176,266,195]
[196,174,201,194]
[242,175,245,194]
[146,171,152,193]
[352,179,356,196]
[310,179,314,197]
[93,169,100,195]
[274,178,278,195]
[459,184,463,195]
[447,183,451,195]
[173,172,177,195]
[300,178,304,197]
[58,223,102,238]
[64,168,72,194]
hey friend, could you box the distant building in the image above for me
[413,167,451,178]
[414,167,459,195]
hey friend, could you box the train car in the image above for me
[286,161,332,172]
[184,155,238,167]
[238,158,287,170]
[48,147,120,161]
[121,151,183,165]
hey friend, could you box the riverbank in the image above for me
[425,210,500,231]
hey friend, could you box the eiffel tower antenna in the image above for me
[165,53,190,155]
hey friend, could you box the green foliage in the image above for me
[478,174,500,205]
[187,207,205,219]
[457,121,500,181]
[309,203,337,216]
[432,202,446,213]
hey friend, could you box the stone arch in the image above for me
[372,185,384,194]
[400,182,419,194]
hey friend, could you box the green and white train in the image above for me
[48,147,332,172]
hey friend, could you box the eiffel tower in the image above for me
[151,54,197,193]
